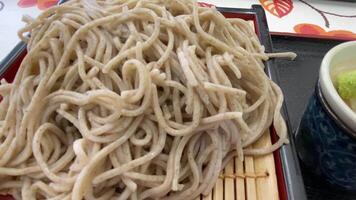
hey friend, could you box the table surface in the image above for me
[1,0,356,62]
[272,35,356,200]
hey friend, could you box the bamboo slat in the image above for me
[201,130,279,200]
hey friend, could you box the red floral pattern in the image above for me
[198,2,213,8]
[259,0,294,18]
[294,23,356,40]
[18,0,58,10]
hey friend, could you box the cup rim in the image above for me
[316,81,356,138]
[319,41,356,132]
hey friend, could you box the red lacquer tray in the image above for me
[0,5,306,200]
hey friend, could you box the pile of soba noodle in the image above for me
[0,0,294,199]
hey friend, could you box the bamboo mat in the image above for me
[191,19,280,200]
[196,130,279,200]
[193,19,280,200]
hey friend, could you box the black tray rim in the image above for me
[218,5,307,200]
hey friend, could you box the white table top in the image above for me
[1,0,356,62]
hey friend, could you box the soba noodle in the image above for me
[0,0,294,199]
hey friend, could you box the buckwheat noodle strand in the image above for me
[0,0,294,199]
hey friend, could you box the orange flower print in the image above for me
[259,0,294,18]
[18,0,58,10]
[294,23,356,40]
[197,2,213,8]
